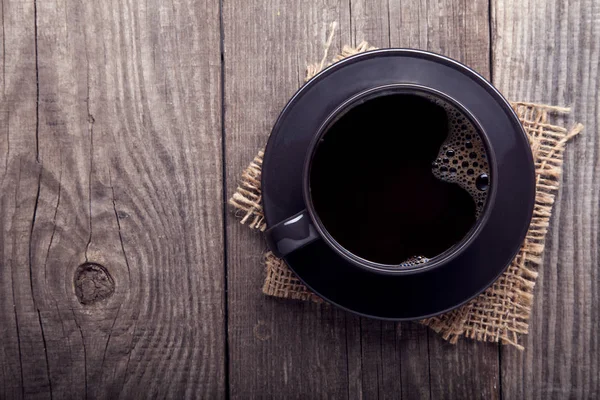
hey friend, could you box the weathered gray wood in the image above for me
[345,319,431,399]
[389,0,491,79]
[492,0,600,398]
[0,1,51,398]
[223,1,354,398]
[2,0,597,397]
[0,0,225,398]
[428,336,501,400]
[350,0,391,48]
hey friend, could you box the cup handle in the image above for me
[265,210,320,258]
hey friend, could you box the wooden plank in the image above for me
[389,0,491,80]
[0,0,50,398]
[0,0,225,398]
[223,1,356,398]
[345,318,431,399]
[350,0,391,48]
[492,0,599,398]
[428,336,501,399]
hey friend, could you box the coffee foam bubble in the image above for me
[399,255,429,267]
[399,94,491,266]
[424,94,490,218]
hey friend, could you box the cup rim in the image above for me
[302,83,498,276]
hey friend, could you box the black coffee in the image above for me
[309,92,489,265]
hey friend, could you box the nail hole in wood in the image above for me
[74,263,115,304]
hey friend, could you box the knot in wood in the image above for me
[74,263,115,304]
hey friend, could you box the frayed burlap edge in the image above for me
[228,29,583,349]
[229,151,266,230]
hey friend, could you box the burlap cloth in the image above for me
[229,32,583,349]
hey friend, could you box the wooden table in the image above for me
[1,0,598,398]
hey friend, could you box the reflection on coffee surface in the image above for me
[309,92,490,265]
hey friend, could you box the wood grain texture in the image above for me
[0,0,41,397]
[492,0,600,398]
[0,0,225,398]
[389,0,491,80]
[223,1,354,398]
[428,335,500,400]
[1,0,597,397]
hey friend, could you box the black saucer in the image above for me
[261,49,535,320]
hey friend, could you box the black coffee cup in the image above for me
[266,84,496,274]
[261,49,534,319]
